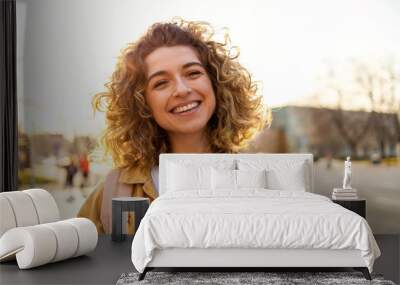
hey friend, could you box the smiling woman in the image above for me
[77,19,269,234]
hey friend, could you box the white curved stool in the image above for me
[0,189,60,236]
[0,189,98,269]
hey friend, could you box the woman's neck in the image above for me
[168,131,210,153]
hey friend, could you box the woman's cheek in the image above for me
[146,91,164,114]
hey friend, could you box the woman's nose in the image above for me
[172,77,192,97]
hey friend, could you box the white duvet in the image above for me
[131,190,380,273]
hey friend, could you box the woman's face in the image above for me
[144,45,216,136]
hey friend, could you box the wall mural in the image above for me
[16,0,400,234]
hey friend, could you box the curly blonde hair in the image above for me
[93,19,269,170]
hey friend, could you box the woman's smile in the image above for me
[170,101,201,115]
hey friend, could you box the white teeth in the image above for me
[173,102,199,113]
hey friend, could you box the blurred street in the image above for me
[22,159,399,234]
[22,182,96,221]
[19,160,109,220]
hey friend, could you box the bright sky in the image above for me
[17,0,400,137]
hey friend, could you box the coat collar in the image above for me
[118,166,157,199]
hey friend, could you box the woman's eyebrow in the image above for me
[182,62,204,69]
[147,62,204,83]
[147,70,167,83]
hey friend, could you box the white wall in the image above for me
[16,0,400,234]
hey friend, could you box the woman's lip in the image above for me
[170,100,201,113]
[171,102,201,116]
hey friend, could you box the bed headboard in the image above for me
[159,153,314,195]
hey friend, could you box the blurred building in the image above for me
[73,136,96,156]
[23,133,97,165]
[29,133,70,162]
[249,106,400,159]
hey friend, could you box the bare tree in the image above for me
[313,66,372,157]
[353,59,400,157]
[310,58,400,158]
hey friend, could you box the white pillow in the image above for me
[167,162,212,191]
[211,168,268,190]
[237,159,308,191]
[236,169,267,189]
[267,167,306,191]
[212,168,236,190]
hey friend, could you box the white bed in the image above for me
[131,154,380,280]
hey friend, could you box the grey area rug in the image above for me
[116,272,396,285]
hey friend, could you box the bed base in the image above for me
[138,248,372,281]
[138,267,371,281]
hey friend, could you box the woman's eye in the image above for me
[188,70,202,78]
[154,80,168,89]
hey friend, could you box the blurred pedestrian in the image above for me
[79,153,90,189]
[61,155,78,202]
[62,156,78,189]
[326,152,332,169]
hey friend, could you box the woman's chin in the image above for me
[166,113,212,134]
[167,121,209,136]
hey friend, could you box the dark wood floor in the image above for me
[0,234,398,284]
[373,234,400,284]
